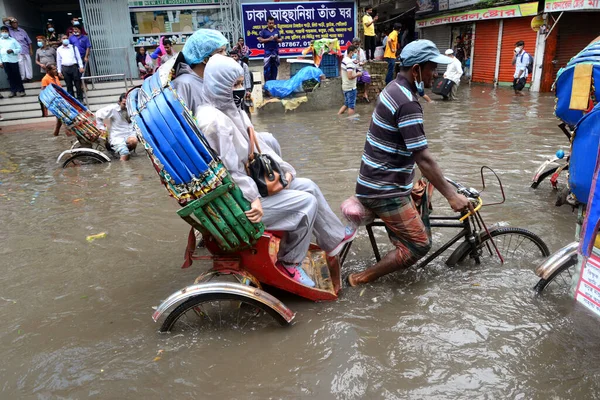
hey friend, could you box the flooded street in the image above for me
[2,86,600,399]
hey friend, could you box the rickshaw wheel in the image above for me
[62,153,108,168]
[159,292,290,333]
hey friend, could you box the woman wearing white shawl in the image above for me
[195,54,356,287]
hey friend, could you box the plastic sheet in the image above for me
[264,66,323,98]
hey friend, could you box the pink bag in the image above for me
[341,196,374,227]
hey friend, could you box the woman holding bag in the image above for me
[195,54,356,287]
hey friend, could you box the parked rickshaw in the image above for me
[39,84,111,168]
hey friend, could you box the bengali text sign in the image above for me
[242,1,355,58]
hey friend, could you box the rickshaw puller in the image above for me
[348,40,472,287]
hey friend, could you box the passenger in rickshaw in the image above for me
[194,54,357,287]
[170,29,282,156]
[95,94,138,161]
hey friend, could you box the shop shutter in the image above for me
[471,20,499,84]
[421,25,451,74]
[79,0,136,79]
[553,13,599,83]
[498,18,538,84]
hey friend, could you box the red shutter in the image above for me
[498,18,538,84]
[472,20,499,84]
[552,13,599,83]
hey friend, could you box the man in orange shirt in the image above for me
[384,23,401,84]
[40,63,63,136]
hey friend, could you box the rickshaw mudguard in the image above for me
[55,148,111,164]
[535,242,578,280]
[151,281,296,323]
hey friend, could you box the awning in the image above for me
[416,2,537,28]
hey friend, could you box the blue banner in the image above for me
[242,1,356,59]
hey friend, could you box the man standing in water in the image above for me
[348,40,472,287]
[512,40,531,97]
[257,16,282,83]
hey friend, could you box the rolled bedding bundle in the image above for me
[38,84,102,144]
[127,60,264,250]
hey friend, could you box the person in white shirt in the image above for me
[443,49,463,101]
[56,34,84,101]
[512,40,531,97]
[96,94,138,161]
[338,45,362,116]
[344,38,372,102]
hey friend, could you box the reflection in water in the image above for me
[1,86,599,399]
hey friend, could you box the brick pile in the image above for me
[357,61,389,101]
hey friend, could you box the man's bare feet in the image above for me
[347,273,359,287]
[52,130,59,136]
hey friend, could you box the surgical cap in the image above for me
[182,29,229,65]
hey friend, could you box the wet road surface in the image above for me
[2,86,600,399]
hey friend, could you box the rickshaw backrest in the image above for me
[554,38,600,127]
[39,83,102,144]
[126,59,264,252]
[569,103,600,203]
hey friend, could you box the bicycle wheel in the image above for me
[160,292,290,333]
[62,152,108,168]
[534,255,578,294]
[451,227,550,268]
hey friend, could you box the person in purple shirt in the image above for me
[69,25,91,65]
[8,18,32,82]
[257,16,282,84]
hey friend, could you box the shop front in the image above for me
[417,2,538,86]
[129,0,226,51]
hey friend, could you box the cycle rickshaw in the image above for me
[128,60,550,333]
[39,84,112,168]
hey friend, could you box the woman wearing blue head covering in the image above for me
[171,29,228,114]
[171,29,282,156]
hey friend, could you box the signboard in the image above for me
[575,254,600,317]
[416,2,537,28]
[544,0,600,11]
[417,0,481,15]
[128,0,218,7]
[242,1,355,58]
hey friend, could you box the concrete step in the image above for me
[0,116,56,126]
[2,102,114,121]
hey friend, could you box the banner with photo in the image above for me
[242,1,356,58]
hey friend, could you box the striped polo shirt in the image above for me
[356,74,428,199]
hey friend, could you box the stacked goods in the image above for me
[38,84,102,144]
[127,60,264,251]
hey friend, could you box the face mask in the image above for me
[233,89,245,108]
[62,39,70,46]
[1,33,8,39]
[37,42,43,47]
[351,53,357,60]
[74,32,80,36]
[415,66,425,97]
[74,21,80,26]
[48,27,54,32]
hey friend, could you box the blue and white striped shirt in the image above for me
[356,75,428,198]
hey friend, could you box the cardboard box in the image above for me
[180,14,193,32]
[151,15,165,33]
[171,22,181,32]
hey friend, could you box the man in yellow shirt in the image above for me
[362,7,378,61]
[384,23,401,84]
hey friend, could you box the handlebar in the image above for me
[459,197,483,222]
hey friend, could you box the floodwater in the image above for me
[2,85,599,399]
